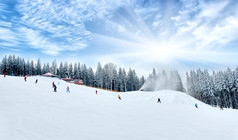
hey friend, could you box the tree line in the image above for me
[186,68,238,109]
[0,55,145,92]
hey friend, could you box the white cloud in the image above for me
[193,16,238,49]
[14,0,128,55]
[198,0,229,18]
[172,0,238,50]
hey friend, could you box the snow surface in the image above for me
[1,75,238,140]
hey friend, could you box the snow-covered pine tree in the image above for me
[81,64,88,85]
[73,63,79,79]
[59,62,64,78]
[95,62,103,88]
[1,55,7,74]
[88,67,95,87]
[46,63,50,73]
[42,64,46,75]
[25,60,30,76]
[36,58,42,75]
[78,62,82,80]
[51,60,57,75]
[69,63,73,78]
[126,68,134,91]
[30,60,35,76]
[122,68,127,92]
[118,67,124,91]
[63,62,69,78]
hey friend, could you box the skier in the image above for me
[157,98,161,103]
[96,90,97,95]
[66,86,70,93]
[118,95,121,100]
[35,79,38,84]
[52,82,55,88]
[4,73,6,77]
[54,84,57,92]
[195,103,198,108]
[24,76,27,81]
[220,105,223,110]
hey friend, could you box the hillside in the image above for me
[1,75,238,140]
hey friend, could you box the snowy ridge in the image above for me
[1,76,238,140]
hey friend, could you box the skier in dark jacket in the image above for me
[54,84,57,92]
[52,82,57,92]
[35,79,38,84]
[157,98,161,103]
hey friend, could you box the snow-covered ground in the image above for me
[1,75,238,140]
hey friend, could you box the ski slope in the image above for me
[1,75,238,140]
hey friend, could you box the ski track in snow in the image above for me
[1,75,238,140]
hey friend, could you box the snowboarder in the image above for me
[24,76,27,81]
[195,103,198,108]
[118,95,121,100]
[54,84,57,92]
[35,79,38,84]
[157,98,161,103]
[66,86,70,93]
[96,90,97,95]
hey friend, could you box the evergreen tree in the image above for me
[88,67,95,86]
[69,63,73,78]
[95,62,103,88]
[78,62,82,79]
[42,64,46,75]
[36,58,42,75]
[59,62,64,78]
[118,67,124,91]
[51,60,57,75]
[73,63,79,79]
[63,62,69,78]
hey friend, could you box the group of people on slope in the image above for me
[95,90,122,100]
[17,76,225,110]
[52,82,70,93]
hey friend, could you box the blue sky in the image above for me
[1,0,238,75]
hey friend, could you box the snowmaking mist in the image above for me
[140,69,185,92]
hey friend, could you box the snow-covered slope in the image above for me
[1,76,238,140]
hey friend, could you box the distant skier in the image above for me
[52,82,57,92]
[35,79,38,84]
[66,86,70,93]
[24,76,27,81]
[54,84,57,92]
[118,95,121,100]
[157,98,161,103]
[4,73,6,77]
[195,103,198,108]
[96,90,97,95]
[220,105,223,110]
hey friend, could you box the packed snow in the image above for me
[1,75,238,140]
